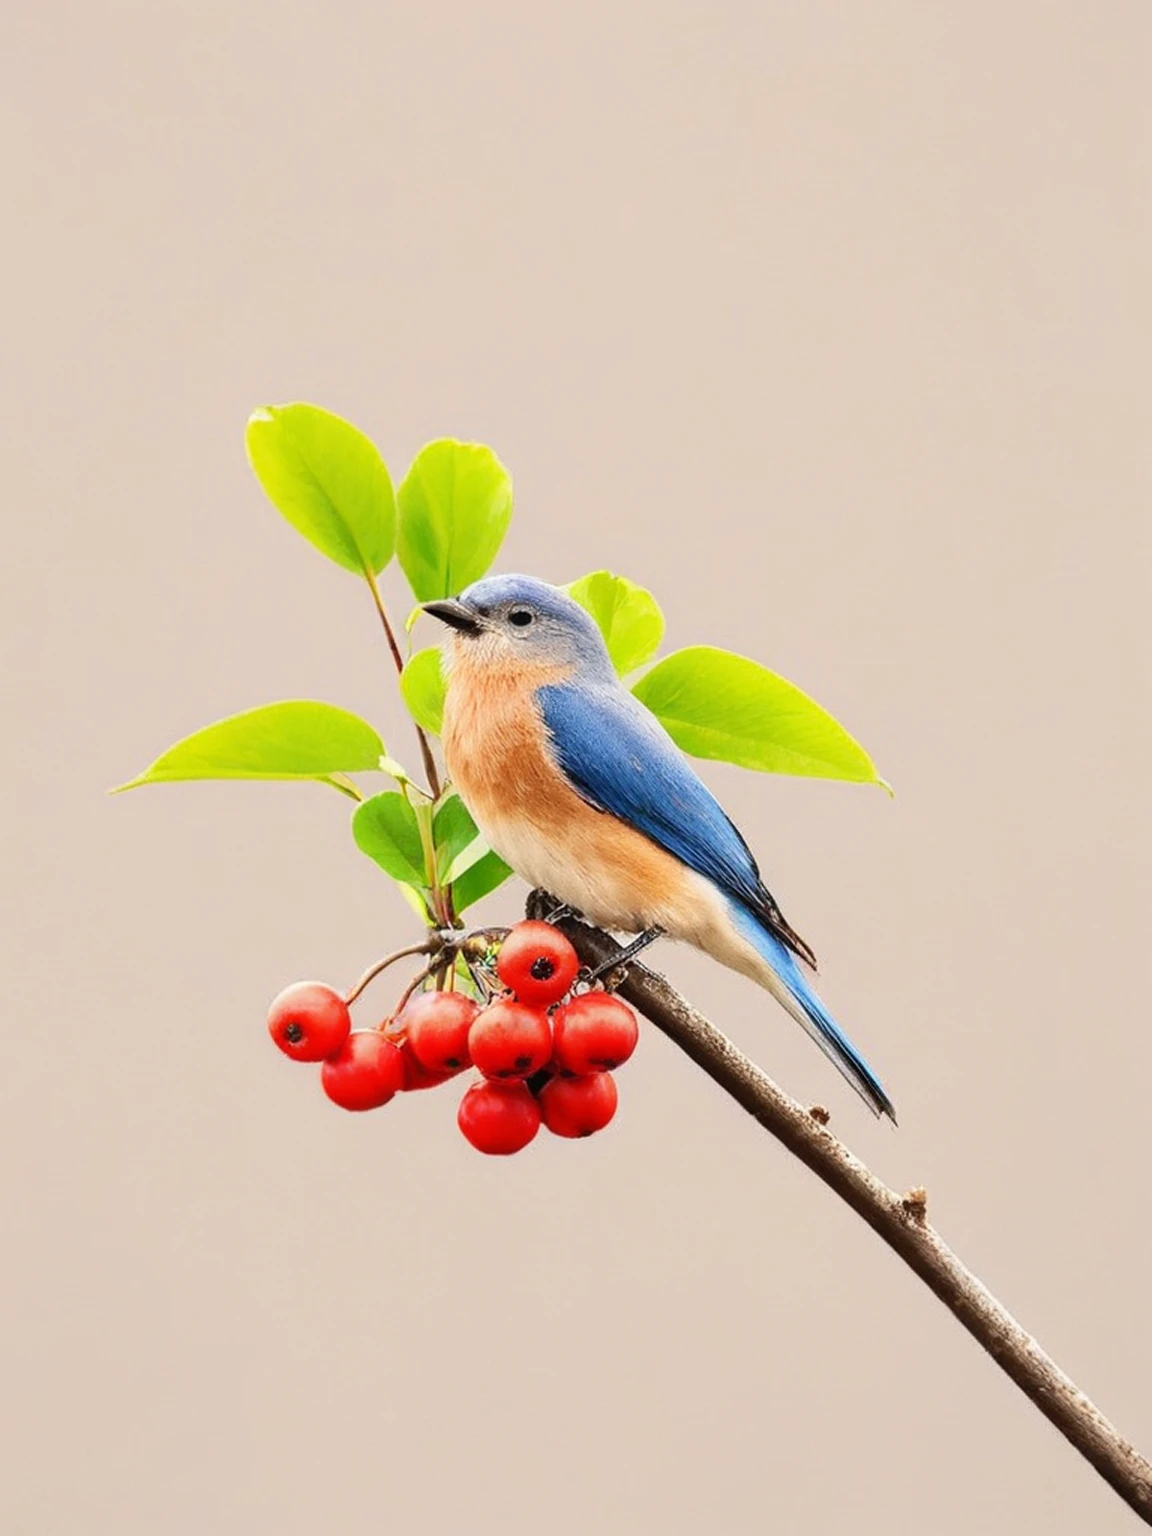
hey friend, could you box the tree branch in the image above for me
[525,893,1152,1525]
[363,567,443,801]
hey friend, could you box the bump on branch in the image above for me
[525,890,1152,1525]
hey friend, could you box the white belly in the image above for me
[478,808,643,929]
[474,802,756,963]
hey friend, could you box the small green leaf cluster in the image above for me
[117,402,887,929]
[351,788,510,926]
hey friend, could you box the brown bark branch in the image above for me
[526,893,1152,1525]
[363,568,443,801]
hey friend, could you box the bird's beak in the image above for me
[422,598,482,635]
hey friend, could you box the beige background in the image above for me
[3,3,1150,1533]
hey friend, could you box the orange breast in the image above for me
[440,650,577,828]
[440,650,695,930]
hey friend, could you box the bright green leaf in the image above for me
[396,440,513,601]
[451,849,514,914]
[566,570,665,675]
[115,701,384,790]
[246,403,395,576]
[352,792,427,884]
[632,647,885,786]
[400,648,446,736]
[434,795,494,885]
[432,793,478,876]
[444,838,492,886]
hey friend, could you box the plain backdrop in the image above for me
[2,3,1149,1533]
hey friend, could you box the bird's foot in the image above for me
[583,927,665,987]
[526,889,571,924]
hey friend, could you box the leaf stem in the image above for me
[343,939,438,1006]
[324,773,365,802]
[364,568,443,800]
[409,792,447,929]
[440,872,459,931]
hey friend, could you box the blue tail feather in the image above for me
[729,901,896,1121]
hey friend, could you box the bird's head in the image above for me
[423,574,614,681]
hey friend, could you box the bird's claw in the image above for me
[582,927,665,987]
[543,900,578,925]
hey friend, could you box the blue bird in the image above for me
[424,574,895,1119]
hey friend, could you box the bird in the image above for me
[424,574,895,1120]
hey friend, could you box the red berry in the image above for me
[496,921,579,1006]
[321,1032,405,1111]
[397,1040,462,1092]
[551,993,639,1074]
[539,1071,618,1138]
[457,1080,541,1155]
[401,991,480,1073]
[267,981,351,1062]
[468,1000,552,1080]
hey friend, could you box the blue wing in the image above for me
[537,680,817,968]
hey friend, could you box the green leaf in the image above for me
[566,570,665,676]
[632,647,886,786]
[352,792,428,884]
[433,792,497,890]
[115,701,384,790]
[432,793,480,879]
[396,439,513,601]
[400,647,446,736]
[377,753,417,789]
[451,849,514,914]
[246,403,395,576]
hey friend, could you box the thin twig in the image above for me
[364,568,442,800]
[525,891,1152,1526]
[343,940,438,1006]
[389,960,440,1021]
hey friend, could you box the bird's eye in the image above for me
[508,608,535,628]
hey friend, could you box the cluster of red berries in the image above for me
[266,921,639,1155]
